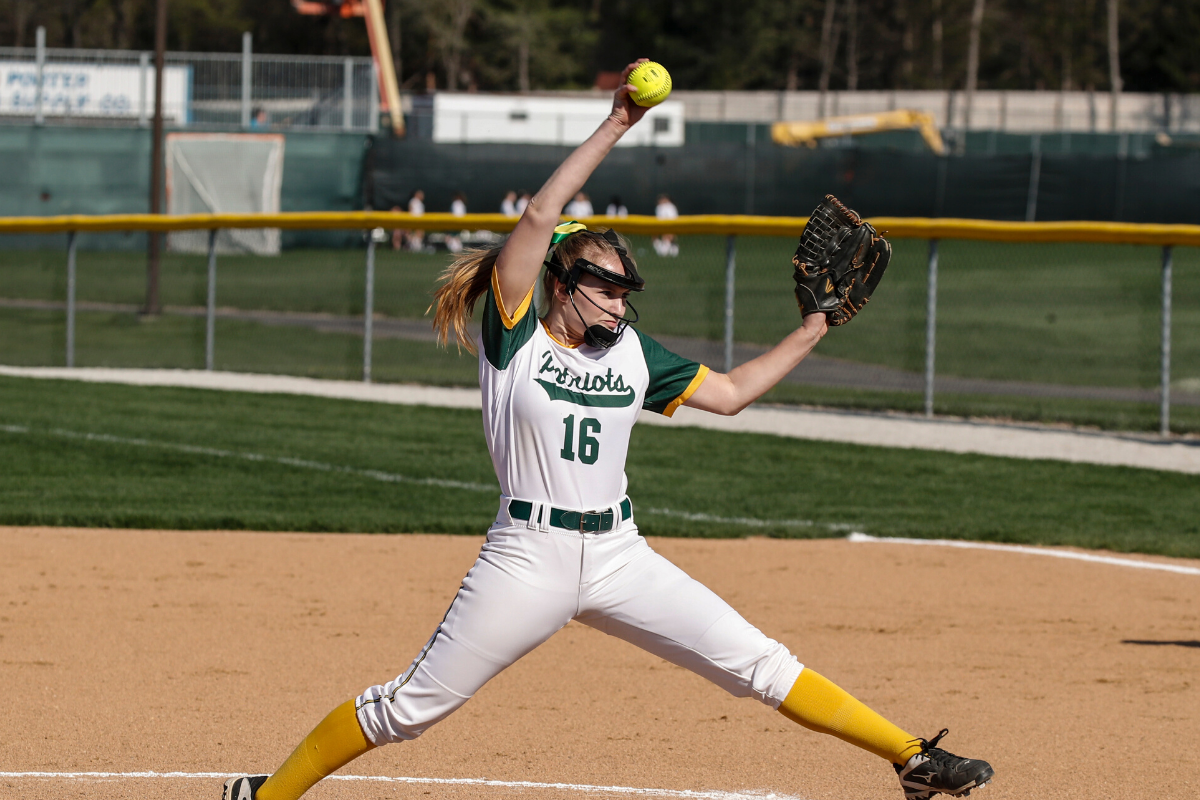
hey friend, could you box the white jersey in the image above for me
[478,271,709,512]
[356,270,802,750]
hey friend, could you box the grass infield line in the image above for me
[643,507,860,532]
[0,424,854,533]
[848,533,1200,576]
[0,423,496,494]
[0,772,807,800]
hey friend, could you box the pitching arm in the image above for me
[492,60,650,314]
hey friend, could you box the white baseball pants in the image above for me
[355,514,803,745]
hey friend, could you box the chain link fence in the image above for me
[2,219,1197,435]
[0,42,377,132]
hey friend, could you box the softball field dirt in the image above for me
[1,527,1196,800]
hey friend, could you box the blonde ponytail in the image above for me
[430,246,502,355]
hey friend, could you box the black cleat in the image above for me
[222,775,269,800]
[894,729,995,799]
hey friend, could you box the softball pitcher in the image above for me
[223,59,993,800]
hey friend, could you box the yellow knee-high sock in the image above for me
[778,668,922,766]
[257,699,377,800]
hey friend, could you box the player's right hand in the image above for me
[609,59,652,129]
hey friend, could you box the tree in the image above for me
[932,0,945,87]
[817,0,838,113]
[487,0,590,92]
[964,0,986,126]
[845,0,857,90]
[11,0,34,47]
[1107,0,1121,128]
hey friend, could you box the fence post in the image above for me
[724,235,736,374]
[1025,134,1041,222]
[342,58,354,131]
[66,231,77,368]
[369,67,380,132]
[924,239,939,418]
[240,32,252,129]
[744,124,756,215]
[1160,245,1173,436]
[137,52,150,127]
[206,229,218,371]
[363,236,376,383]
[34,26,46,126]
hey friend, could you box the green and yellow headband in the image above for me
[550,220,588,245]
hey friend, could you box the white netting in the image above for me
[165,133,285,255]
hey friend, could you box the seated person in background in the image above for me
[606,195,628,218]
[565,191,594,219]
[500,191,518,218]
[654,193,679,257]
[515,190,532,216]
[448,192,468,254]
[406,190,426,252]
[390,205,404,250]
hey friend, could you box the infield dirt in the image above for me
[1,527,1196,800]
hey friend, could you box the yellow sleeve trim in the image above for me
[663,365,710,418]
[540,319,581,348]
[490,268,534,330]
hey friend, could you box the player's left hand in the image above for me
[609,59,652,129]
[802,310,829,338]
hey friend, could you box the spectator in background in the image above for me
[500,191,518,218]
[390,205,405,250]
[565,191,594,218]
[515,190,532,216]
[447,192,468,254]
[250,107,269,128]
[654,193,679,257]
[406,189,426,252]
[606,195,628,218]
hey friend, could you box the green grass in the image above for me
[4,238,1197,391]
[3,237,1199,433]
[1,376,1197,558]
[0,245,448,318]
[0,308,480,385]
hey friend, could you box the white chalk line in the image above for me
[849,532,1200,576]
[643,507,858,532]
[0,424,849,533]
[0,771,807,800]
[0,423,495,493]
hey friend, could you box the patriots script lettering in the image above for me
[534,351,637,408]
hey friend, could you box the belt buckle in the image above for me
[578,509,614,533]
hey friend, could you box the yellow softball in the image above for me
[627,62,672,107]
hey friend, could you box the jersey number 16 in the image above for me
[560,414,601,465]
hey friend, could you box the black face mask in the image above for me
[566,285,640,349]
[544,230,645,350]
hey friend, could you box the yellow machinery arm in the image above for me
[291,0,405,137]
[771,109,944,154]
[362,0,404,137]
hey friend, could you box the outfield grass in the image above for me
[2,376,1196,557]
[4,303,1194,435]
[1,307,480,385]
[3,237,1198,433]
[3,238,1197,390]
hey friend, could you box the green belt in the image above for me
[508,498,633,533]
